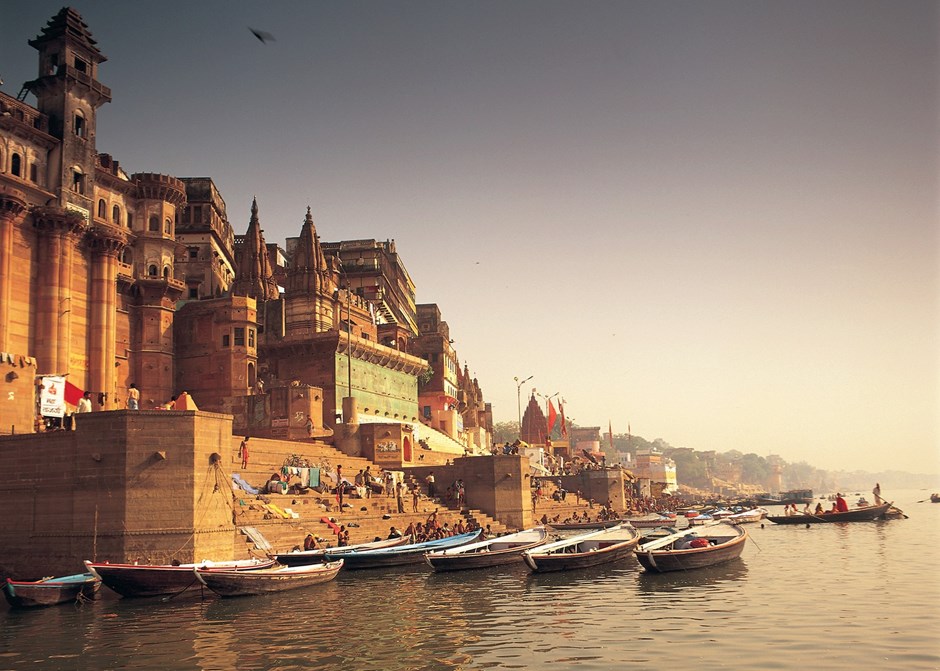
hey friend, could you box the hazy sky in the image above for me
[2,1,937,474]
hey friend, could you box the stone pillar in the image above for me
[56,229,78,376]
[87,225,127,409]
[32,207,87,374]
[0,191,28,352]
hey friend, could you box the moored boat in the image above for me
[327,530,482,569]
[274,535,411,566]
[425,527,548,571]
[625,514,678,529]
[84,557,276,598]
[765,502,891,525]
[546,518,623,531]
[726,508,766,524]
[195,560,342,596]
[3,573,101,608]
[635,522,747,573]
[523,523,640,573]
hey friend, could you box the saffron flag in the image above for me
[559,401,568,437]
[64,380,85,406]
[546,400,557,435]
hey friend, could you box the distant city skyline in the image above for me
[1,1,936,474]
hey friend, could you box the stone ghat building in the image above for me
[0,8,493,455]
[0,10,638,577]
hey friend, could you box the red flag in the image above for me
[559,401,568,437]
[64,380,84,406]
[547,400,557,435]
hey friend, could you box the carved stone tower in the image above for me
[25,7,111,215]
[284,207,334,335]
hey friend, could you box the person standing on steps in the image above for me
[425,471,436,499]
[238,436,250,469]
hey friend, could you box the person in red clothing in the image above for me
[835,493,849,512]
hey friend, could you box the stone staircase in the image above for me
[227,436,508,556]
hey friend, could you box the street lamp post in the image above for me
[514,375,533,436]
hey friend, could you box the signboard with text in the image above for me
[40,376,66,417]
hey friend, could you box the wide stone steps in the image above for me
[227,435,510,556]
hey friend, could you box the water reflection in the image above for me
[634,558,749,595]
[1,494,938,671]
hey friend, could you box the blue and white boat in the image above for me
[326,530,482,569]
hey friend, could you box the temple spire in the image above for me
[286,206,328,295]
[232,197,279,301]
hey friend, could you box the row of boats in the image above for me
[3,519,748,606]
[4,502,896,607]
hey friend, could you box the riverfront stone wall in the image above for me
[0,410,236,578]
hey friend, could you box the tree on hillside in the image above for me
[492,421,519,445]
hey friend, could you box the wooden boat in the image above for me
[688,513,714,526]
[755,489,814,506]
[635,522,747,573]
[930,493,939,503]
[3,572,100,608]
[195,560,342,596]
[546,518,622,531]
[274,535,411,566]
[522,523,640,573]
[625,515,677,529]
[84,557,276,598]
[425,527,548,571]
[766,502,891,525]
[327,530,481,569]
[726,508,766,524]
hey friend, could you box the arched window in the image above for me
[164,218,172,235]
[148,215,159,232]
[97,199,106,219]
[121,249,132,265]
[72,168,85,194]
[247,362,256,389]
[163,266,170,279]
[74,111,86,138]
[126,212,133,228]
[112,205,121,224]
[148,264,158,276]
[11,153,22,177]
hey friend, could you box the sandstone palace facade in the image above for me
[0,8,492,455]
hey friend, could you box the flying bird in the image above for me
[249,28,275,44]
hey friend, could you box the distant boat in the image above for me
[635,522,748,573]
[326,531,482,569]
[195,560,342,597]
[765,502,892,525]
[3,573,100,608]
[425,527,548,571]
[85,558,276,598]
[726,508,766,524]
[547,519,623,531]
[755,489,814,506]
[274,535,411,566]
[625,514,677,529]
[930,494,940,504]
[523,523,640,573]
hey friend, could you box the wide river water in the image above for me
[1,489,938,670]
